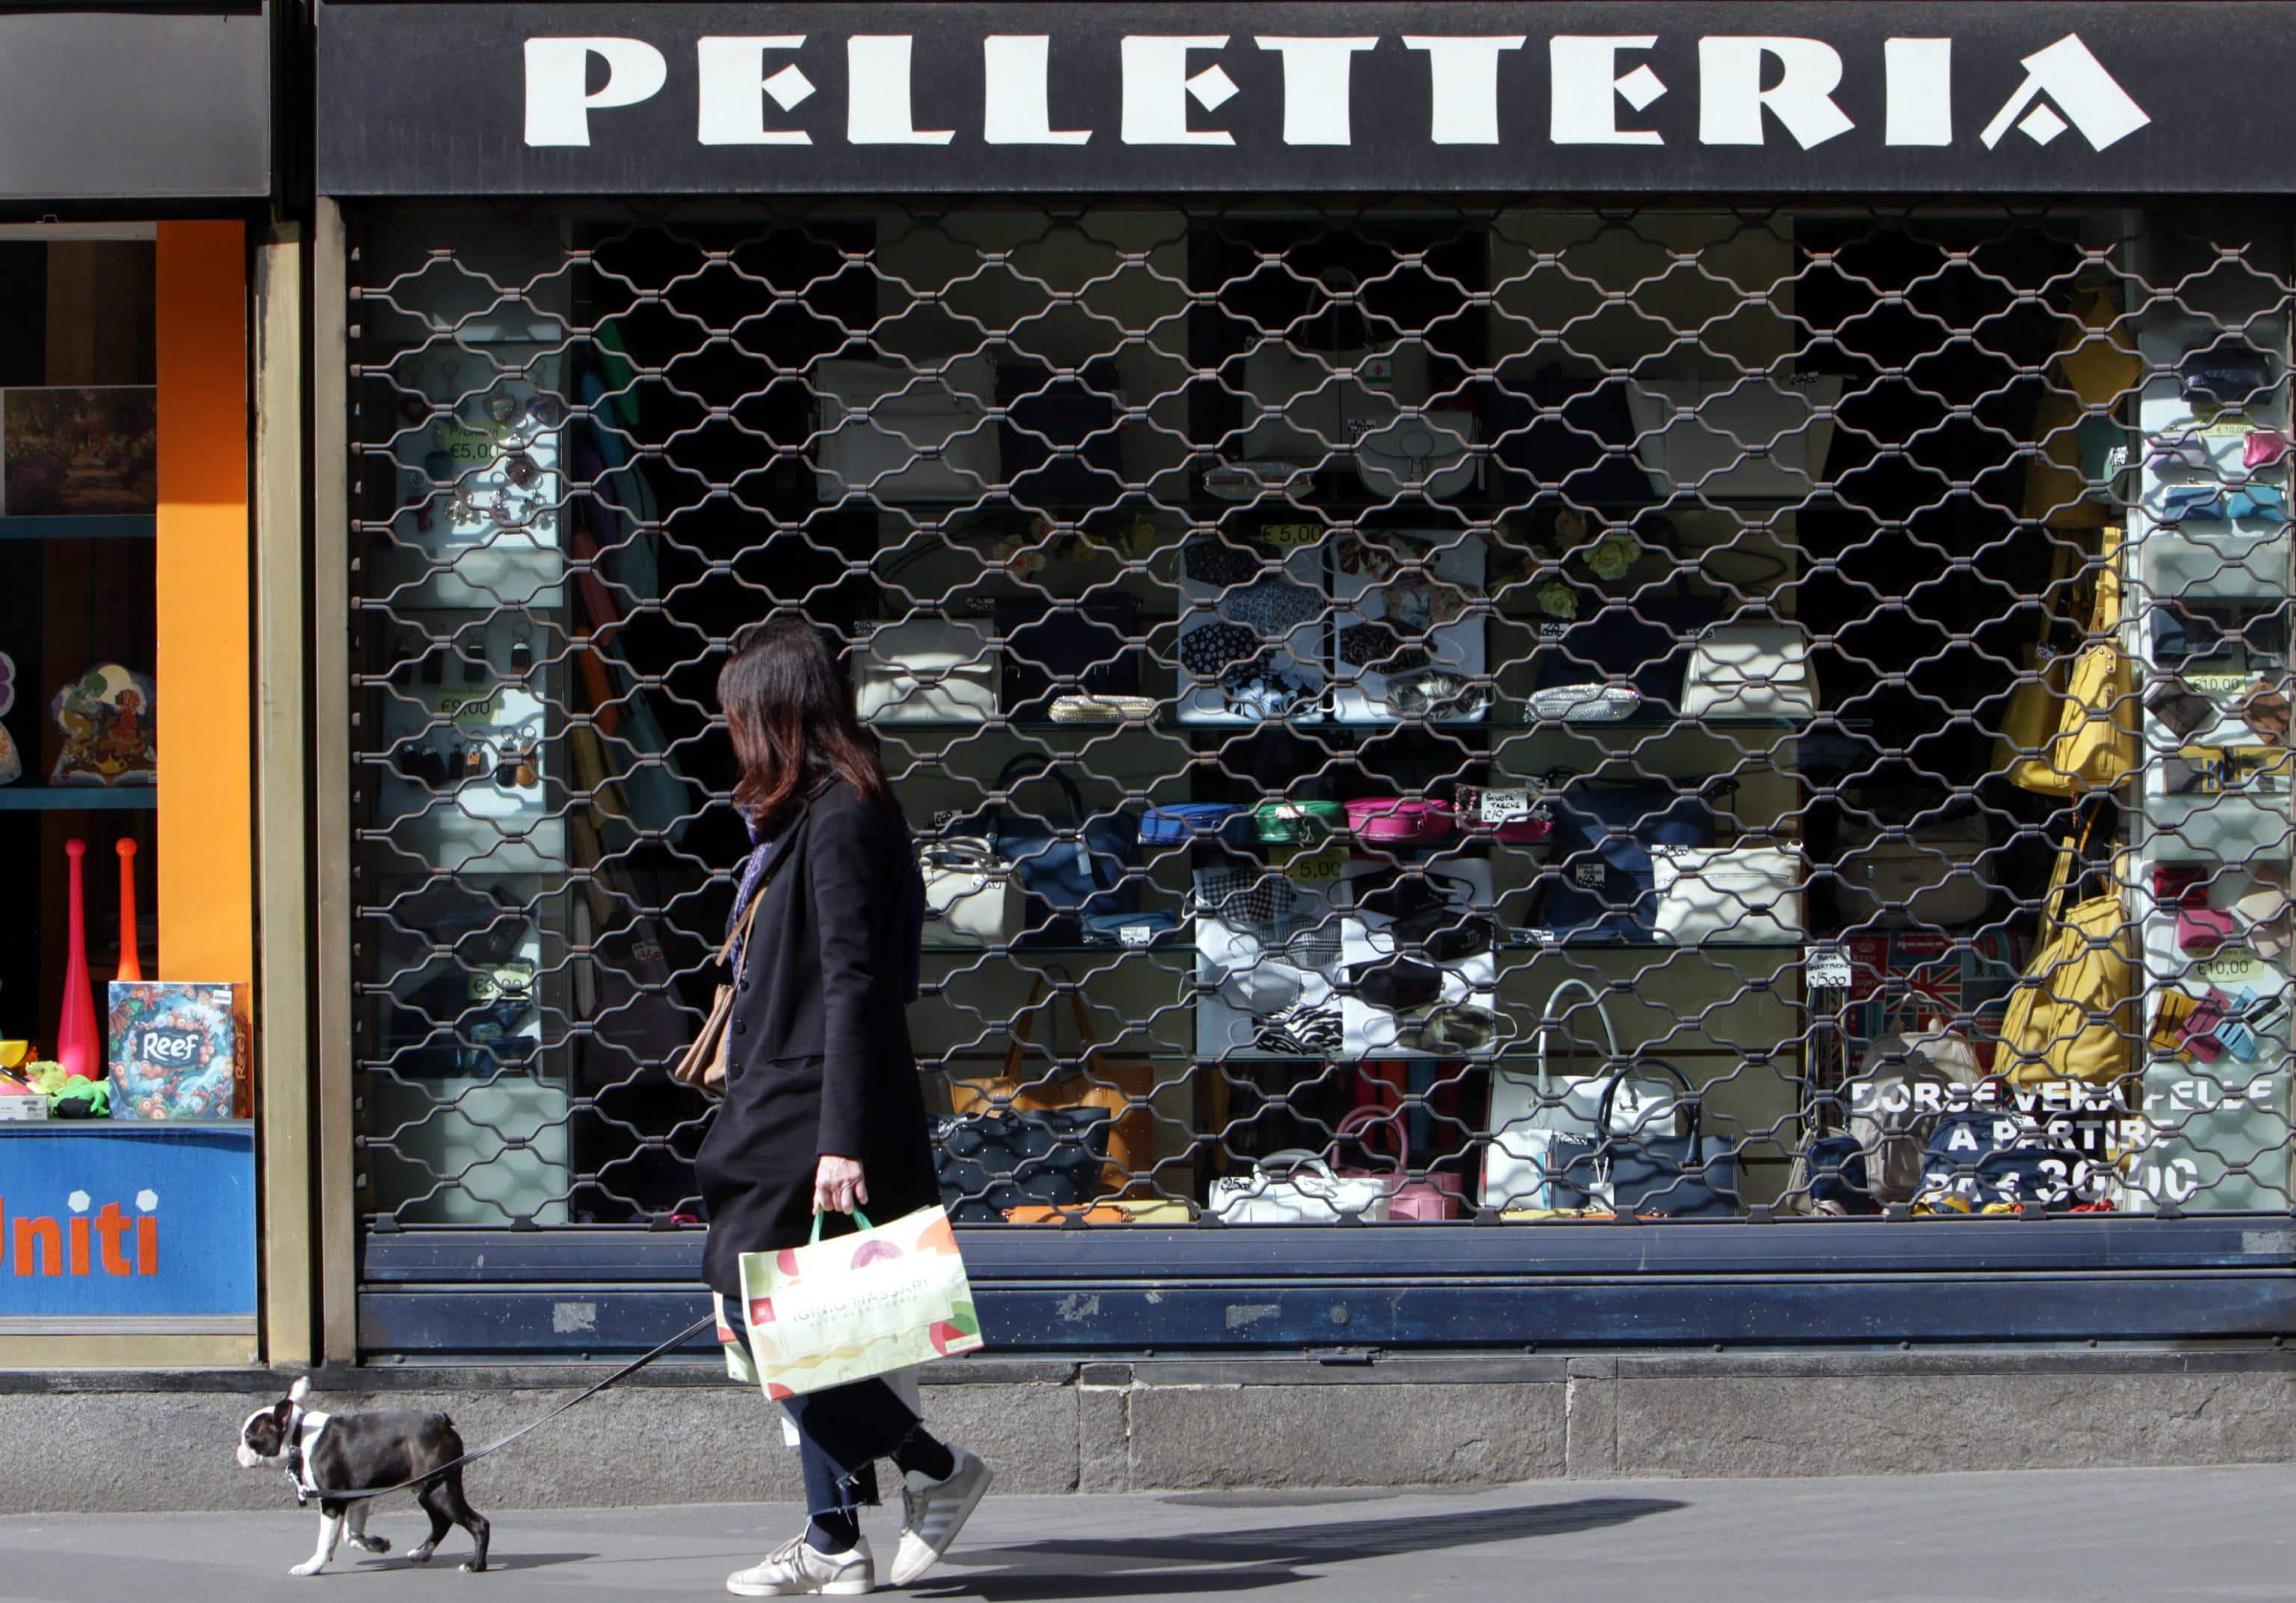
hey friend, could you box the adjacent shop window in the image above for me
[0,233,167,1120]
[346,202,2292,1233]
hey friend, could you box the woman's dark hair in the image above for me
[718,619,898,831]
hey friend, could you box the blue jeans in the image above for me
[724,1296,922,1518]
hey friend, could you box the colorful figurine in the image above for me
[50,663,156,785]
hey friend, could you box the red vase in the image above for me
[55,838,99,1081]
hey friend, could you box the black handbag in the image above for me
[996,591,1143,717]
[998,356,1124,507]
[933,1108,1113,1223]
[1559,1063,1741,1218]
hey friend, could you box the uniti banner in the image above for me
[318,1,2264,195]
[0,1125,255,1329]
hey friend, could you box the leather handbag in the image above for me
[974,755,1139,936]
[1138,802,1251,848]
[1679,623,1817,721]
[1651,842,1805,945]
[1482,365,1653,502]
[1915,1110,2078,1213]
[1997,812,2138,1087]
[854,617,998,726]
[815,356,996,502]
[919,836,1021,948]
[1539,779,1718,942]
[1252,798,1347,846]
[1845,1003,1984,1205]
[1835,809,1993,930]
[947,978,1154,1194]
[1555,1063,1741,1219]
[1482,978,1679,1210]
[1208,1149,1394,1223]
[1345,796,1457,844]
[933,1108,1111,1223]
[1328,1108,1463,1221]
[669,893,762,1098]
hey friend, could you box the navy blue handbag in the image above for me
[998,356,1125,509]
[1555,1064,1742,1218]
[1918,1109,2077,1211]
[1538,780,1717,942]
[975,755,1139,939]
[1138,801,1251,848]
[1481,366,1653,503]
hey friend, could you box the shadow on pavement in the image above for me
[917,1495,1682,1600]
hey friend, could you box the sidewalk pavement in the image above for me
[4,1467,2293,1602]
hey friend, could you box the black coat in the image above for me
[695,780,939,1300]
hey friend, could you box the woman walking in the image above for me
[695,619,993,1597]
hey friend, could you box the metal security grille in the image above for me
[345,199,2296,1253]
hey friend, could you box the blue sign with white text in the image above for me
[0,1124,255,1318]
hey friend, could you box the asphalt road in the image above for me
[4,1467,2291,1602]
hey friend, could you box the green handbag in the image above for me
[1251,798,1346,846]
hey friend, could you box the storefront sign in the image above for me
[0,1125,255,1326]
[318,1,2280,195]
[0,9,268,201]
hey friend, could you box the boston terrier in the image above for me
[236,1378,492,1576]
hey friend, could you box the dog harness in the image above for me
[282,1405,324,1507]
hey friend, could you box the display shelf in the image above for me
[927,936,1808,957]
[0,784,159,812]
[0,1116,254,1134]
[0,513,156,542]
[876,715,1833,735]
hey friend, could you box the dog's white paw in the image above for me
[288,1560,328,1578]
[459,1562,485,1575]
[407,1545,436,1565]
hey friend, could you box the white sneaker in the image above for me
[890,1450,993,1587]
[727,1535,876,1597]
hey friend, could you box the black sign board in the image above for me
[0,9,268,202]
[318,1,2277,197]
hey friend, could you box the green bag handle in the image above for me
[807,1208,877,1244]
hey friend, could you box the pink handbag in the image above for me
[2245,429,2289,470]
[1328,1108,1464,1221]
[1345,797,1457,844]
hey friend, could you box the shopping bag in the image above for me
[734,1206,984,1400]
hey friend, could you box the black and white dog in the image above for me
[236,1378,492,1576]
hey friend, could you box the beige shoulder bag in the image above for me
[671,880,768,1097]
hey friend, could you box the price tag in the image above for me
[1537,623,1570,642]
[1283,843,1351,883]
[931,808,960,830]
[1120,923,1157,948]
[1478,788,1532,825]
[436,421,501,464]
[1807,942,1854,991]
[1573,862,1605,889]
[1260,523,1324,548]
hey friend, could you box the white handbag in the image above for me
[854,618,998,726]
[1355,410,1478,498]
[1625,375,1844,498]
[815,356,996,501]
[1208,1150,1392,1223]
[1482,979,1679,1210]
[1836,811,1993,930]
[919,836,1021,948]
[1652,844,1806,945]
[1681,623,1817,720]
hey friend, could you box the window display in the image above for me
[342,202,2295,1249]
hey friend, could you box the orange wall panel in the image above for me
[154,221,252,995]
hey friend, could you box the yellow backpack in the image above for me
[1999,817,2138,1087]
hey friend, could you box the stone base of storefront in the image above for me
[7,1347,2296,1512]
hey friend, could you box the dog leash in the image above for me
[310,1312,718,1506]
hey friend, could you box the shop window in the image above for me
[0,232,161,1108]
[345,201,2293,1238]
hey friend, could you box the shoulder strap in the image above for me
[717,890,762,968]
